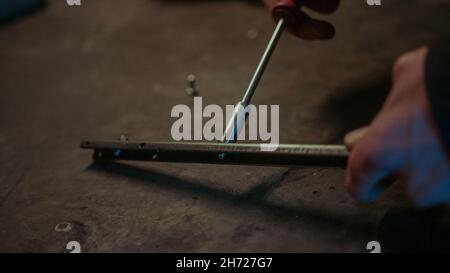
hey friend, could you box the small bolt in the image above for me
[218,152,225,160]
[185,87,195,96]
[118,135,128,142]
[187,74,196,86]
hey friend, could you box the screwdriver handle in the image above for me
[266,0,298,25]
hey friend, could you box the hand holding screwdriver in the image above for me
[264,0,340,40]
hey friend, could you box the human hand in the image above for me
[345,47,450,207]
[264,0,340,40]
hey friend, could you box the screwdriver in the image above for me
[221,1,298,143]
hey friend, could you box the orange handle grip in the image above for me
[266,0,298,24]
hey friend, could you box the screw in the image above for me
[185,87,195,96]
[186,74,198,96]
[187,74,196,84]
[118,135,128,141]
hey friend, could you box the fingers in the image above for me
[288,1,338,40]
[346,137,394,202]
[294,16,336,40]
[297,0,340,14]
[265,0,338,40]
[281,8,335,40]
[344,126,397,202]
[344,126,369,150]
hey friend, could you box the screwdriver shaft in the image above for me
[222,18,286,142]
[242,18,286,106]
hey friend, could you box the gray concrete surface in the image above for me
[0,0,449,252]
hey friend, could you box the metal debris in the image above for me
[55,222,72,232]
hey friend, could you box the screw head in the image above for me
[185,87,195,96]
[114,149,122,157]
[187,74,196,83]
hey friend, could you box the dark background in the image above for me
[0,0,449,252]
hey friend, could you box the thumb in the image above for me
[344,126,369,150]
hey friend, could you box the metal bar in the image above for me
[221,18,286,143]
[80,140,348,168]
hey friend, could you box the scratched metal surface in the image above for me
[0,0,449,252]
